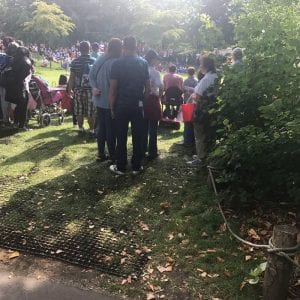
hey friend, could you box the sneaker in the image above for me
[109,164,125,175]
[88,131,96,139]
[78,129,85,137]
[18,127,32,132]
[132,166,144,175]
[186,159,203,167]
[146,153,159,161]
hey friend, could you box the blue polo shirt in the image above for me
[110,55,149,110]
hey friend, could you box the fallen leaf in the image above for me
[260,230,268,236]
[8,251,20,259]
[200,272,207,278]
[146,292,156,300]
[160,201,170,210]
[140,222,150,231]
[248,229,260,241]
[181,239,190,246]
[167,232,175,240]
[208,273,220,278]
[157,265,173,273]
[147,284,155,292]
[103,255,112,262]
[224,270,232,278]
[219,223,227,232]
[201,232,208,237]
[142,246,152,253]
[121,258,126,264]
[147,266,154,274]
[217,257,224,263]
[56,249,64,254]
[165,256,174,264]
[88,225,95,229]
[245,255,252,261]
[207,249,217,253]
[240,281,247,290]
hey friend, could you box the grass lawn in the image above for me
[34,60,69,87]
[0,116,267,300]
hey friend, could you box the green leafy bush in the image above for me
[208,0,300,204]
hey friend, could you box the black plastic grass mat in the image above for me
[0,181,148,277]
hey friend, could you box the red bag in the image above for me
[181,103,196,122]
[144,94,162,121]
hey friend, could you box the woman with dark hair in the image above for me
[187,56,218,167]
[5,46,32,130]
[142,50,163,159]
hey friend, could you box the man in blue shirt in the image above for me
[109,36,150,175]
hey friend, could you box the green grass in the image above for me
[34,60,69,86]
[0,118,263,299]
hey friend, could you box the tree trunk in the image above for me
[263,225,298,300]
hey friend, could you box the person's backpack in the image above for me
[0,54,8,70]
[0,55,14,88]
[80,61,92,88]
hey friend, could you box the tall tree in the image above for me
[23,1,75,45]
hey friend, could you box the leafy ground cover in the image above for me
[0,117,298,299]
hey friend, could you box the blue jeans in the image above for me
[183,122,195,145]
[142,119,158,158]
[115,107,143,172]
[96,107,116,160]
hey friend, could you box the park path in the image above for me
[0,270,120,300]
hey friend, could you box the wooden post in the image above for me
[263,225,298,300]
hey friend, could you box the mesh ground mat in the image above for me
[0,177,148,277]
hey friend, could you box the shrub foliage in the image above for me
[209,0,300,204]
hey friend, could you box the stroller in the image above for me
[160,86,183,130]
[29,75,66,127]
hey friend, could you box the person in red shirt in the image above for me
[163,65,183,91]
[162,65,183,120]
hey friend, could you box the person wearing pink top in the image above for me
[163,65,183,91]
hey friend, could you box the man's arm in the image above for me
[144,79,151,101]
[109,79,118,118]
[89,59,101,96]
[66,71,75,94]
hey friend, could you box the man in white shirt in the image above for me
[187,56,218,167]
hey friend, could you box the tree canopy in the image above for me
[23,1,75,44]
[0,0,237,51]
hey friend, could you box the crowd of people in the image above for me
[0,34,243,174]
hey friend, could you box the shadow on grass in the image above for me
[0,127,19,139]
[0,150,195,279]
[0,136,264,299]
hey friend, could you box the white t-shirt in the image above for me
[149,66,163,96]
[194,71,218,96]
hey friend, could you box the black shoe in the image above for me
[78,130,85,137]
[132,166,144,175]
[146,153,159,161]
[96,155,108,162]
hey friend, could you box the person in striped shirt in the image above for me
[67,41,96,137]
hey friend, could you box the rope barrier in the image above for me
[207,166,300,269]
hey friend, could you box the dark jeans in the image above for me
[96,107,116,160]
[115,107,143,172]
[183,122,195,145]
[15,95,28,128]
[142,119,158,158]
